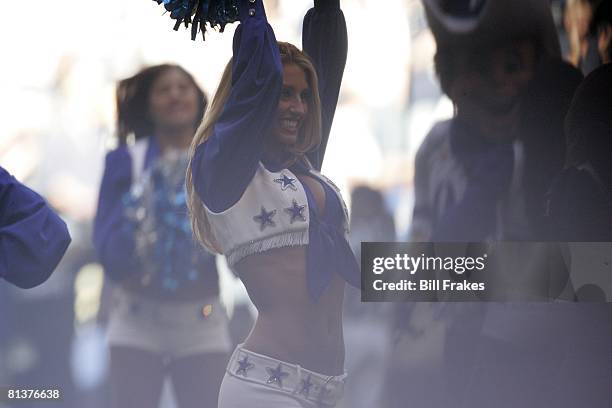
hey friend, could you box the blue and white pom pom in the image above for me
[152,0,240,41]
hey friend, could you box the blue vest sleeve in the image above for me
[191,0,283,213]
[0,166,71,288]
[303,0,347,170]
[432,143,514,241]
[93,146,139,281]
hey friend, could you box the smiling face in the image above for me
[149,67,200,133]
[270,63,311,148]
[449,40,537,140]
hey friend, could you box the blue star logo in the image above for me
[274,174,297,191]
[253,207,276,231]
[299,374,314,396]
[266,363,289,387]
[235,355,254,377]
[284,200,306,224]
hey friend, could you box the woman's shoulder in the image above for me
[417,119,454,160]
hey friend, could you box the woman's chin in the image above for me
[277,133,299,147]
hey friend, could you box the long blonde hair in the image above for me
[186,42,322,253]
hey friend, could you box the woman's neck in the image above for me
[263,143,298,169]
[155,127,194,152]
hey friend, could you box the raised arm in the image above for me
[0,166,71,288]
[302,0,348,170]
[191,0,283,213]
[93,147,140,281]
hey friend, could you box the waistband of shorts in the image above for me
[111,286,224,319]
[226,344,346,406]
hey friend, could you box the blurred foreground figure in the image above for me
[544,65,612,407]
[548,64,612,241]
[93,63,230,408]
[0,166,71,288]
[384,1,610,408]
[520,59,584,238]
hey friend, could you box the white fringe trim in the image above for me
[226,229,309,266]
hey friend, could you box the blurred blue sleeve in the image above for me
[191,0,283,213]
[93,146,139,281]
[303,0,347,170]
[432,143,514,241]
[0,166,71,288]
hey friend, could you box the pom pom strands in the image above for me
[152,0,240,41]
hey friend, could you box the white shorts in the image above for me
[106,287,232,360]
[218,345,346,408]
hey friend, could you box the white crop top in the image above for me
[204,161,349,266]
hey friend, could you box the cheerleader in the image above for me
[93,64,231,408]
[186,0,359,406]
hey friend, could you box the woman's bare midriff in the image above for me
[235,245,346,376]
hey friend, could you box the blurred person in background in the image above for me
[387,1,569,407]
[548,64,612,240]
[544,64,612,407]
[519,58,584,239]
[459,58,591,408]
[564,0,600,72]
[0,166,71,289]
[93,63,231,408]
[343,185,395,408]
[564,0,612,72]
[414,0,560,242]
[186,0,358,406]
[591,0,612,63]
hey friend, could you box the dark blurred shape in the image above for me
[565,63,612,173]
[575,283,607,301]
[520,58,584,239]
[547,64,612,240]
[424,0,560,57]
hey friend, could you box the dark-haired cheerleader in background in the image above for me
[93,64,231,408]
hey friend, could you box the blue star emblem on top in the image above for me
[235,355,254,377]
[299,374,314,396]
[253,206,276,231]
[284,200,306,224]
[266,363,289,387]
[274,174,297,191]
